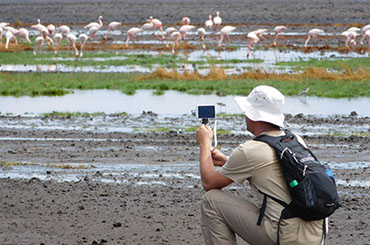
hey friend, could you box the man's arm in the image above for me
[196,125,233,191]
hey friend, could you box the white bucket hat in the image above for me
[234,85,285,128]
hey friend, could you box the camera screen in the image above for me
[197,105,216,118]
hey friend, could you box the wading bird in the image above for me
[104,21,122,39]
[85,16,103,39]
[304,28,324,47]
[213,11,222,32]
[47,24,55,35]
[125,27,143,47]
[182,17,190,25]
[361,30,370,54]
[15,28,31,44]
[164,27,177,47]
[57,25,70,38]
[146,16,164,40]
[342,30,357,51]
[5,30,16,49]
[273,25,286,46]
[179,25,195,40]
[252,29,268,41]
[66,33,79,57]
[53,33,63,54]
[78,33,88,57]
[170,31,180,54]
[197,27,206,50]
[360,24,370,45]
[247,31,259,58]
[33,36,44,55]
[218,26,236,48]
[32,20,53,45]
[205,15,213,30]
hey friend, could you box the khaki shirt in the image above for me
[219,131,324,245]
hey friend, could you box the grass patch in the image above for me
[0,67,369,98]
[0,161,38,167]
[44,163,95,169]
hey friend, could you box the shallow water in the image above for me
[1,89,368,116]
[0,161,368,188]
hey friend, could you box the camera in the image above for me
[197,104,216,124]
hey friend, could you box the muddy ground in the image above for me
[0,113,369,244]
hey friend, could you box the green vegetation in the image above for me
[41,111,127,117]
[0,71,369,98]
[277,58,370,72]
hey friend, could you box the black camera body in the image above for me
[197,104,216,124]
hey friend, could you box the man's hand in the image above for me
[211,148,227,167]
[196,124,213,149]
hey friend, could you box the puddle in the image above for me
[0,89,368,117]
[0,161,368,188]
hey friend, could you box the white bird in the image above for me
[66,33,79,57]
[213,11,222,32]
[360,25,370,45]
[198,27,206,50]
[182,17,190,25]
[342,30,357,50]
[32,20,53,45]
[361,30,370,54]
[5,31,16,49]
[104,21,122,39]
[170,31,181,54]
[14,28,31,44]
[146,16,164,40]
[57,25,70,38]
[252,29,268,41]
[53,33,63,54]
[78,33,89,57]
[0,22,9,28]
[346,27,361,33]
[33,36,44,55]
[85,16,103,39]
[164,27,177,47]
[247,31,259,58]
[218,26,236,48]
[205,15,213,30]
[47,24,56,35]
[125,27,143,47]
[179,25,195,40]
[304,28,324,47]
[273,25,287,46]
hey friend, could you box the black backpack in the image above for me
[254,129,340,244]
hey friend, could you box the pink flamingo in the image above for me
[85,16,103,39]
[78,33,89,57]
[53,33,63,54]
[164,27,177,47]
[147,16,164,40]
[47,24,55,35]
[205,15,213,30]
[252,29,268,41]
[66,33,79,57]
[33,36,44,55]
[170,31,181,54]
[125,27,143,47]
[342,30,357,51]
[0,22,9,45]
[218,26,236,48]
[247,31,259,58]
[32,19,53,45]
[57,25,70,38]
[361,30,370,54]
[360,25,370,45]
[304,28,324,47]
[104,21,122,39]
[182,17,190,25]
[5,30,16,49]
[198,27,206,50]
[14,28,31,44]
[213,11,222,32]
[179,25,195,40]
[273,25,287,46]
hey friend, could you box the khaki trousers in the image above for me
[201,189,274,245]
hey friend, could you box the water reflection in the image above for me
[0,89,368,116]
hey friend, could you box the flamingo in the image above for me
[205,15,213,30]
[14,28,31,44]
[170,31,180,54]
[57,25,70,40]
[179,25,195,40]
[342,30,357,51]
[53,33,63,54]
[360,25,370,45]
[47,24,55,35]
[5,31,16,49]
[146,16,164,40]
[164,27,177,47]
[252,29,268,41]
[33,36,44,55]
[182,17,190,25]
[361,30,370,54]
[198,27,206,50]
[247,31,260,58]
[346,27,361,33]
[32,20,53,45]
[78,33,89,57]
[213,11,222,32]
[304,28,324,47]
[66,33,79,57]
[218,26,236,48]
[125,27,143,47]
[0,22,9,28]
[85,16,103,39]
[273,25,286,46]
[104,21,122,39]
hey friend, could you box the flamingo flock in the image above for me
[1,13,370,57]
